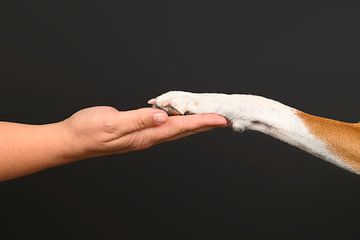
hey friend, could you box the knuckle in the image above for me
[177,119,189,135]
[127,133,154,150]
[102,119,118,134]
[138,141,153,150]
[122,136,135,149]
[178,126,187,135]
[136,113,148,129]
[135,136,153,150]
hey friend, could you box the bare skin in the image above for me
[0,106,227,181]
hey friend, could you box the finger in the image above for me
[122,114,227,147]
[117,108,169,135]
[151,114,227,139]
[160,126,215,143]
[167,113,228,130]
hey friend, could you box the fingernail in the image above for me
[153,112,168,124]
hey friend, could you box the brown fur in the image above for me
[297,111,360,171]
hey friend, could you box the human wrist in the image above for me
[48,120,88,163]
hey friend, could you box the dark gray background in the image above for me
[1,1,360,239]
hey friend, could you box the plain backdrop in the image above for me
[1,1,360,239]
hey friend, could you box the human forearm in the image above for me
[0,121,76,181]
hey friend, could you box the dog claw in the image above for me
[147,98,156,105]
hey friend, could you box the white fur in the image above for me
[153,91,352,172]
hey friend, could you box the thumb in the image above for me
[118,108,168,134]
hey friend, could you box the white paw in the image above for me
[148,91,204,115]
[149,91,250,132]
[148,91,271,133]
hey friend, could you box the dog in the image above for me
[148,91,360,174]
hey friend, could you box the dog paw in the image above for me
[148,91,207,116]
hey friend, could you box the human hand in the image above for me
[60,106,227,160]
